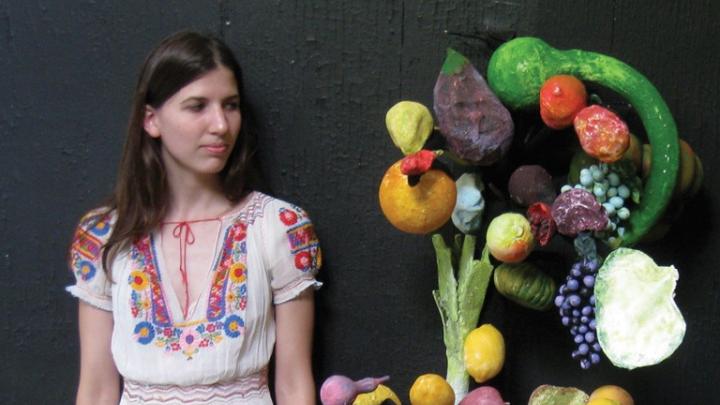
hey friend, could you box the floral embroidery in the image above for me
[227,262,249,311]
[279,208,298,225]
[129,271,149,291]
[229,262,246,283]
[91,217,111,236]
[281,206,321,273]
[76,260,97,281]
[134,321,155,345]
[132,237,172,327]
[70,212,111,281]
[224,315,244,338]
[294,251,312,270]
[128,219,249,360]
[208,223,248,321]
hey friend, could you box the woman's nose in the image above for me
[208,105,228,134]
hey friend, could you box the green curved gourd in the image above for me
[487,37,679,246]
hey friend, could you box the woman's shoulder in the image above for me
[256,192,316,226]
[68,207,117,285]
[72,206,116,242]
[226,191,313,225]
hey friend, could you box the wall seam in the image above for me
[218,0,228,39]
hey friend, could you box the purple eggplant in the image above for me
[434,48,514,166]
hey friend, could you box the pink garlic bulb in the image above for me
[319,374,390,405]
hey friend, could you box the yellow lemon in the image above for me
[386,101,434,155]
[353,384,401,405]
[464,324,505,383]
[589,385,634,405]
[379,159,456,234]
[409,374,454,405]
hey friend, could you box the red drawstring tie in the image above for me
[165,217,220,319]
[171,221,195,319]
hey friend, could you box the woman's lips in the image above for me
[203,144,228,154]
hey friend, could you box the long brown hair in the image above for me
[100,31,261,273]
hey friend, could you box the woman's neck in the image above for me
[164,172,233,222]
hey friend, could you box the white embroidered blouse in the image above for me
[66,192,322,404]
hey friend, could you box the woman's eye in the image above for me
[186,103,205,112]
[224,101,240,111]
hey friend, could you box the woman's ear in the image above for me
[143,106,161,138]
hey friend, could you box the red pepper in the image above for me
[527,202,556,247]
[400,150,437,176]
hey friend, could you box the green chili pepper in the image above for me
[487,37,679,246]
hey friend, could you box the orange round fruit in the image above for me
[539,75,587,129]
[379,159,456,234]
[409,374,454,405]
[589,385,634,405]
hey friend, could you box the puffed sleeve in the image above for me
[65,209,115,311]
[264,200,322,305]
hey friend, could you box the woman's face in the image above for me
[143,66,242,179]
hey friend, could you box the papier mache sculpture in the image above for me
[321,36,702,405]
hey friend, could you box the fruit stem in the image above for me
[432,234,495,404]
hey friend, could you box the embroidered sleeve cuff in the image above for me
[272,277,323,305]
[66,285,113,312]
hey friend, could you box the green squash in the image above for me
[493,262,555,311]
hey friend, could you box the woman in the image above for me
[66,31,321,404]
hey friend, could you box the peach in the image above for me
[486,213,534,263]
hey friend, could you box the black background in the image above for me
[1,1,718,403]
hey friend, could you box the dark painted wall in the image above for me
[1,0,718,403]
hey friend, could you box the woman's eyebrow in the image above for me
[180,96,207,104]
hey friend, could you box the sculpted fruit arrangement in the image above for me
[360,36,698,403]
[488,36,683,246]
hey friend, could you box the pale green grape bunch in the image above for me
[560,162,641,246]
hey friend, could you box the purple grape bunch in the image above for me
[554,257,602,369]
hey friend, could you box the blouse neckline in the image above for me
[149,191,260,324]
